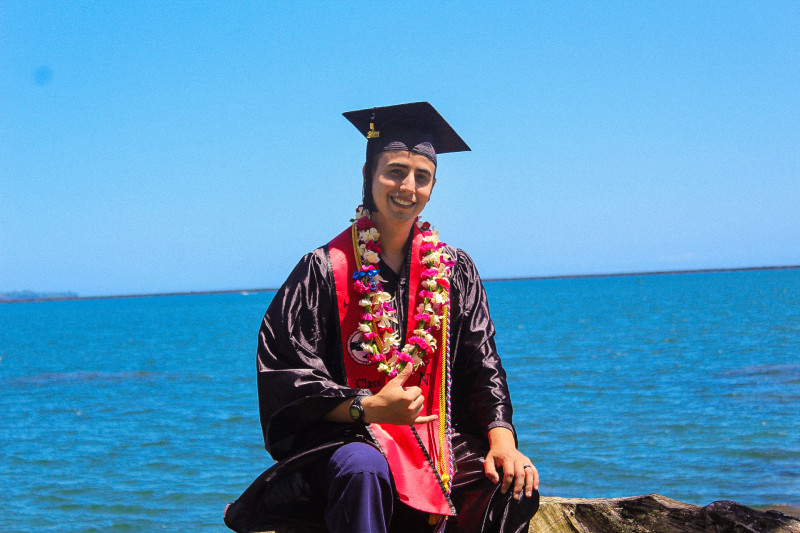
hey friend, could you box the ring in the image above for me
[523,465,533,470]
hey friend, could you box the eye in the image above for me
[415,173,431,185]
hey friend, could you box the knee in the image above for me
[328,442,390,481]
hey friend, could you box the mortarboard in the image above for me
[343,102,470,166]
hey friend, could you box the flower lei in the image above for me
[351,205,453,378]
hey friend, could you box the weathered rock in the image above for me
[530,494,800,533]
[246,494,800,533]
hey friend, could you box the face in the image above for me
[368,150,437,227]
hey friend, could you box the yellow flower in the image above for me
[359,228,379,242]
[432,292,447,305]
[371,291,392,304]
[364,250,380,264]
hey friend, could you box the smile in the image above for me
[390,196,415,208]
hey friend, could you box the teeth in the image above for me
[392,196,414,206]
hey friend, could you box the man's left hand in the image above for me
[484,427,539,500]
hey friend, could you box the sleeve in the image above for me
[448,247,516,439]
[256,247,364,458]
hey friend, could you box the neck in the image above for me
[372,212,414,273]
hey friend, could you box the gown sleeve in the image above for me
[256,247,365,459]
[448,247,516,439]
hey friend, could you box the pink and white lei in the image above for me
[351,205,453,378]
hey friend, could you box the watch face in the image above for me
[349,398,363,421]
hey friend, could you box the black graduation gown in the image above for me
[224,242,538,533]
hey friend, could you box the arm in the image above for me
[450,248,539,498]
[257,249,362,455]
[323,363,438,425]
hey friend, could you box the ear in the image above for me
[362,163,367,180]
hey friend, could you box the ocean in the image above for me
[1,269,798,531]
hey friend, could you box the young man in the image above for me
[225,102,539,533]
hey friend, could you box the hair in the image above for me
[361,153,379,212]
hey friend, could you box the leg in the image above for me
[319,442,395,533]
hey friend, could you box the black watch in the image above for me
[349,396,366,424]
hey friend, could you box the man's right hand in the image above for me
[361,363,439,425]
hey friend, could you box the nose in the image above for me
[399,174,415,194]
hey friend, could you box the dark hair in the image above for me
[361,153,378,212]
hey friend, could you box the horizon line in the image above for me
[2,264,798,304]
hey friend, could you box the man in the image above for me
[224,102,539,533]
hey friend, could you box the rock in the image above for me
[246,494,800,533]
[530,494,800,533]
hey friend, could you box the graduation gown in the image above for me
[224,238,538,533]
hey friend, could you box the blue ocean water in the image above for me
[1,269,798,532]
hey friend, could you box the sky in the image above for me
[1,1,798,297]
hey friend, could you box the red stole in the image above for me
[328,224,455,517]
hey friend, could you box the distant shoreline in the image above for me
[2,264,798,304]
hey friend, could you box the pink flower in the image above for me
[397,352,414,364]
[387,368,398,379]
[413,312,430,322]
[356,217,373,230]
[354,280,369,294]
[363,331,378,340]
[437,278,450,289]
[421,268,439,278]
[408,336,428,350]
[419,289,433,299]
[361,313,374,321]
[408,336,434,356]
[420,242,437,253]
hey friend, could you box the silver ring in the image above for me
[523,465,533,470]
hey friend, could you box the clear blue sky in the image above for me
[2,1,798,297]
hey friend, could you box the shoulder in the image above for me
[293,246,330,272]
[265,245,335,320]
[440,244,482,285]
[287,245,333,282]
[278,224,355,295]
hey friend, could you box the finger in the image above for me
[484,456,499,484]
[524,464,538,497]
[501,464,515,494]
[408,395,424,416]
[412,414,438,425]
[513,464,525,500]
[405,385,422,398]
[391,362,414,385]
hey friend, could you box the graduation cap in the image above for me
[343,102,470,166]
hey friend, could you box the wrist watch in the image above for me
[349,396,366,424]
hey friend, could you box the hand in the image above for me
[484,427,539,500]
[361,363,439,426]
